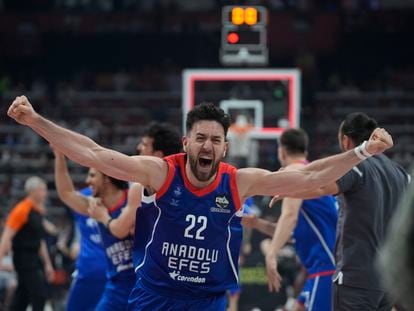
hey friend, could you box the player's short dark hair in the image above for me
[143,122,181,156]
[279,128,309,155]
[341,112,378,145]
[108,177,129,190]
[186,103,231,137]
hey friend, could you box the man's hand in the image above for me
[7,95,38,126]
[366,128,393,155]
[45,264,55,283]
[87,198,110,224]
[265,252,282,292]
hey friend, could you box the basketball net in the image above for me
[228,114,254,159]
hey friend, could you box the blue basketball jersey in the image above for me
[73,187,107,280]
[133,153,243,298]
[293,196,338,275]
[97,190,135,280]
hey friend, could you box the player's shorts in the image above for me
[66,276,106,311]
[96,276,136,311]
[127,278,227,311]
[297,271,334,311]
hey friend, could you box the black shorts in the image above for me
[333,283,392,311]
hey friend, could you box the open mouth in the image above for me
[198,157,213,168]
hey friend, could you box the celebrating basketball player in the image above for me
[53,147,135,311]
[87,122,181,261]
[8,96,393,310]
[244,128,338,311]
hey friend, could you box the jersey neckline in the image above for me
[177,154,224,197]
[108,190,128,214]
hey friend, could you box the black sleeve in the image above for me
[336,166,364,194]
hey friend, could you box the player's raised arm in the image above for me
[53,148,90,215]
[237,128,393,198]
[7,96,167,189]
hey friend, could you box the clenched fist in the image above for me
[366,128,393,155]
[7,95,38,126]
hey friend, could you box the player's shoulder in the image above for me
[220,161,238,174]
[163,153,185,165]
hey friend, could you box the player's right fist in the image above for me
[7,95,37,126]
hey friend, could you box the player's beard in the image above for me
[188,152,221,182]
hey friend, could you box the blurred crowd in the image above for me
[1,0,414,12]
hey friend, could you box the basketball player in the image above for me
[271,113,410,311]
[53,148,135,311]
[61,123,180,310]
[61,183,107,311]
[245,128,338,311]
[0,176,54,311]
[8,97,393,310]
[87,122,181,243]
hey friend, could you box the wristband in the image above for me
[354,141,372,160]
[105,217,113,229]
[360,141,373,158]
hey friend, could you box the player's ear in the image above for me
[182,136,188,153]
[343,135,355,150]
[223,141,228,157]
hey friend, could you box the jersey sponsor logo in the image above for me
[161,242,218,274]
[169,270,206,284]
[215,194,229,208]
[211,194,231,213]
[210,206,231,214]
[117,262,134,273]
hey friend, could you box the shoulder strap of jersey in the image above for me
[156,154,180,199]
[108,190,128,214]
[221,163,242,211]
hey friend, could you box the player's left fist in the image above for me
[7,95,38,126]
[366,128,393,155]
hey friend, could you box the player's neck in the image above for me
[185,161,217,189]
[285,155,307,166]
[101,187,124,208]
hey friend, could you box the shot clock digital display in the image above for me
[220,5,268,65]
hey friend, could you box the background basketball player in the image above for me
[53,148,135,311]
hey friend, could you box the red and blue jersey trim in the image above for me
[156,153,241,211]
